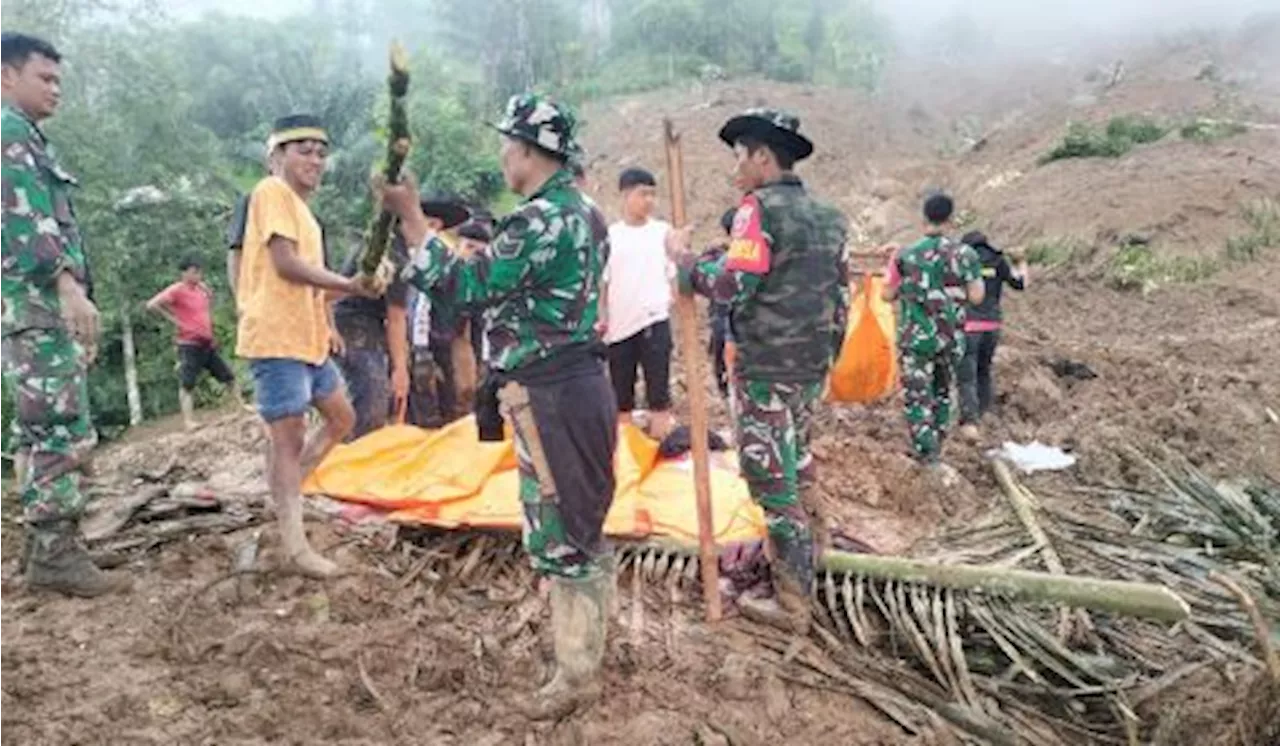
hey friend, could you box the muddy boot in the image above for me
[277,495,338,579]
[737,563,812,635]
[519,572,608,721]
[25,521,129,598]
[959,424,981,443]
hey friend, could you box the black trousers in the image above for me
[606,320,672,412]
[959,329,1000,424]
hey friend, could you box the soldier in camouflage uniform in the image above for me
[882,193,984,473]
[2,32,127,597]
[671,109,849,634]
[379,93,614,720]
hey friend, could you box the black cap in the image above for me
[418,190,470,229]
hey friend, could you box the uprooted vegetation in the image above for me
[1039,115,1170,163]
[1180,117,1250,143]
[1040,112,1257,164]
[1225,198,1280,262]
[1107,237,1220,291]
[1024,236,1088,267]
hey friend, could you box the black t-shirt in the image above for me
[968,241,1025,324]
[332,238,410,346]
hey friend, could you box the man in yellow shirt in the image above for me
[236,115,383,577]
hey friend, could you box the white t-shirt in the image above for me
[604,219,673,344]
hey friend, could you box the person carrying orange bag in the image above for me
[828,271,897,403]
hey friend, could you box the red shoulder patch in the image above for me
[724,194,771,274]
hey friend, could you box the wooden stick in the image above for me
[663,117,721,622]
[820,551,1191,623]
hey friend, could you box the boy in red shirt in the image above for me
[146,256,242,430]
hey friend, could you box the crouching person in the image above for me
[380,93,615,719]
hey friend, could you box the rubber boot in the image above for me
[277,495,338,578]
[737,562,812,635]
[25,520,129,598]
[519,571,609,721]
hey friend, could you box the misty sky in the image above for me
[171,0,1277,40]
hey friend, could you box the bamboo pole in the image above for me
[820,551,1191,623]
[663,117,721,622]
[361,41,412,275]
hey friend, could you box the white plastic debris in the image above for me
[988,441,1077,473]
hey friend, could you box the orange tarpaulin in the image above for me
[829,273,898,403]
[303,418,766,546]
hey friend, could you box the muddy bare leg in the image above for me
[266,414,338,578]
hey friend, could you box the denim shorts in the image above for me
[249,357,344,423]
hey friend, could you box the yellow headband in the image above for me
[266,127,329,152]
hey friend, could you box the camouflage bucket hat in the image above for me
[718,107,814,162]
[490,93,583,161]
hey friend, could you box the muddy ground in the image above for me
[4,22,1280,746]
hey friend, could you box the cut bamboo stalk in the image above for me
[360,41,412,275]
[820,551,1191,623]
[662,117,721,622]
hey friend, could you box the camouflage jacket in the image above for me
[894,234,982,356]
[679,174,849,383]
[1,104,87,337]
[403,168,609,373]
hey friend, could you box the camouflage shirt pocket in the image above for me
[33,148,85,273]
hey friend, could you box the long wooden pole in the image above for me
[663,118,722,622]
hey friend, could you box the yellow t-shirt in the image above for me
[234,176,331,365]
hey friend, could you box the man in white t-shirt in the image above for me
[601,167,675,437]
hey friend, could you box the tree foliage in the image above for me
[1,0,895,449]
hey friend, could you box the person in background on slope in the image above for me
[669,108,849,635]
[600,167,676,438]
[235,114,387,578]
[3,31,126,597]
[882,193,984,481]
[956,230,1028,441]
[379,93,615,719]
[146,256,244,431]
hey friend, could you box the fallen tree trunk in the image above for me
[820,551,1191,623]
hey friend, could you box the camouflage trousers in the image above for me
[900,348,961,461]
[735,378,822,588]
[1,328,98,524]
[499,373,617,580]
